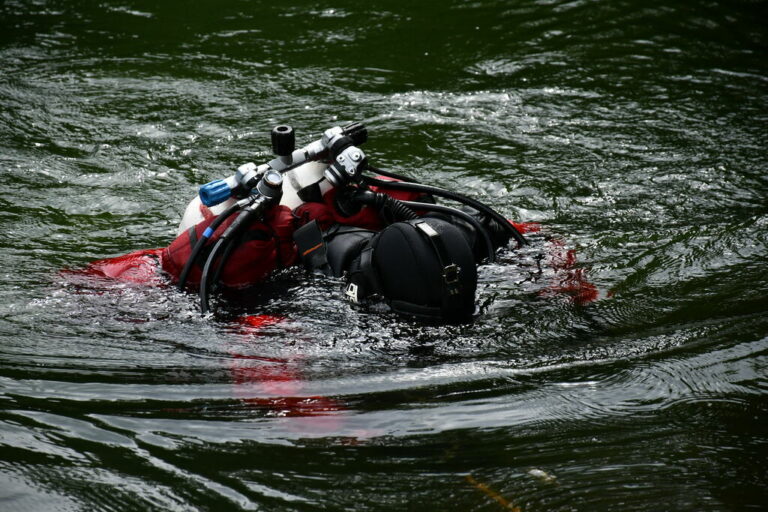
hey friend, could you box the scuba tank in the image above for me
[176,123,367,235]
[176,160,331,235]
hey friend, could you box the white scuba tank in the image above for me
[176,161,333,235]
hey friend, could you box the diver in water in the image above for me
[79,122,590,323]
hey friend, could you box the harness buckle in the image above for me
[345,282,360,303]
[443,264,460,284]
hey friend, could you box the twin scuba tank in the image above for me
[176,123,368,235]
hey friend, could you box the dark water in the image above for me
[1,0,767,510]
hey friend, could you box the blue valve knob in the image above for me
[199,179,233,207]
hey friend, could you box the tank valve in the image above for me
[271,125,295,164]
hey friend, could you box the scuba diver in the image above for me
[80,122,592,323]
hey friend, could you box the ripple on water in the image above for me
[1,0,767,509]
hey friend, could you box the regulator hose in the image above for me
[399,200,496,263]
[198,205,263,314]
[198,237,227,315]
[362,176,528,247]
[198,169,284,314]
[209,231,241,289]
[177,200,245,291]
[351,188,419,223]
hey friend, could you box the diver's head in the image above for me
[346,218,478,323]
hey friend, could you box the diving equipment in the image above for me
[175,122,526,315]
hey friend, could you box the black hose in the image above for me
[198,206,261,314]
[400,200,496,263]
[352,188,494,260]
[381,195,419,222]
[362,176,528,247]
[198,194,280,314]
[350,188,418,223]
[199,237,227,315]
[209,230,243,287]
[177,201,243,291]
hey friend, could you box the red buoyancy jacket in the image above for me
[161,204,297,289]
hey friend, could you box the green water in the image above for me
[1,1,766,510]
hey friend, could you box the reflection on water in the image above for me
[1,0,767,510]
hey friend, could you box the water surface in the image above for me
[1,0,766,510]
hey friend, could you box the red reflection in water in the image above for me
[229,315,348,433]
[541,239,599,305]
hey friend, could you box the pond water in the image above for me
[1,1,766,510]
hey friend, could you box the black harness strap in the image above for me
[413,220,464,315]
[187,225,198,247]
[297,179,325,203]
[361,245,384,293]
[293,220,329,271]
